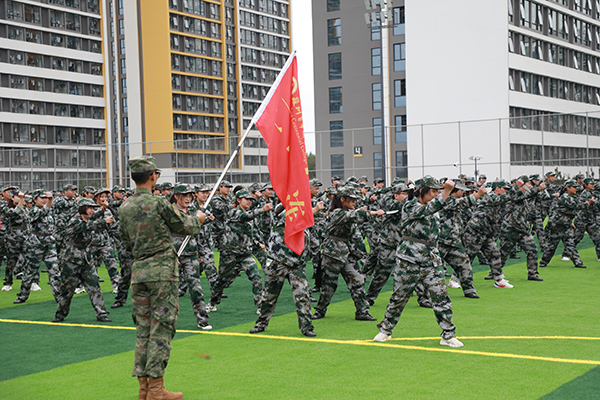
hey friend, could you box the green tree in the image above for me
[307,152,316,179]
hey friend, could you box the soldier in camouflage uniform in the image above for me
[572,178,600,259]
[497,176,545,281]
[463,180,514,288]
[540,179,586,269]
[51,184,78,256]
[83,186,96,199]
[110,186,135,309]
[91,188,121,291]
[2,188,27,292]
[190,184,219,295]
[366,183,409,305]
[438,181,487,298]
[14,190,61,303]
[308,179,326,292]
[312,187,383,321]
[208,190,273,312]
[170,184,212,330]
[52,197,112,323]
[250,202,323,337]
[1,186,18,291]
[119,156,206,400]
[374,177,463,348]
[210,180,233,252]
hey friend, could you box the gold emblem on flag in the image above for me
[286,190,305,221]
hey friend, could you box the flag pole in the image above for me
[176,51,298,257]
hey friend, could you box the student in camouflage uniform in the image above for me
[366,183,409,305]
[528,174,551,254]
[119,156,206,400]
[374,177,463,348]
[572,178,600,259]
[52,197,112,323]
[540,179,586,269]
[91,188,121,291]
[2,188,27,292]
[250,203,323,337]
[51,184,78,255]
[208,190,273,312]
[14,190,61,303]
[497,176,545,281]
[438,181,487,298]
[250,183,269,269]
[190,184,218,295]
[1,186,17,291]
[308,179,326,292]
[210,180,233,252]
[312,186,383,321]
[110,186,134,309]
[170,184,212,330]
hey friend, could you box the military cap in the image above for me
[517,175,529,183]
[457,174,466,180]
[197,184,211,192]
[346,176,358,184]
[565,179,579,187]
[478,174,487,180]
[63,184,77,191]
[162,182,173,190]
[583,177,595,185]
[112,185,125,192]
[219,180,233,188]
[529,174,540,181]
[83,186,96,193]
[260,182,273,191]
[310,178,322,187]
[94,188,110,197]
[451,179,470,191]
[24,195,33,204]
[337,186,360,199]
[545,171,556,177]
[360,176,369,182]
[331,175,341,181]
[392,178,405,185]
[129,155,161,174]
[359,182,368,188]
[374,178,385,184]
[248,183,261,192]
[326,187,337,195]
[393,183,409,193]
[464,177,475,184]
[575,173,585,180]
[492,179,511,189]
[414,175,443,190]
[235,190,254,199]
[1,185,17,192]
[77,197,100,207]
[173,184,193,194]
[31,189,48,198]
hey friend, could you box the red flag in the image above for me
[252,52,313,254]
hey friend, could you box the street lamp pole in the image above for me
[469,155,482,181]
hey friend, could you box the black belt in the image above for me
[401,236,435,247]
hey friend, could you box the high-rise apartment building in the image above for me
[115,0,291,185]
[314,0,600,182]
[0,0,108,190]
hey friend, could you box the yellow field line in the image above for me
[2,318,599,365]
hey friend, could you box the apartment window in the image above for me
[371,15,381,41]
[395,115,407,142]
[373,117,382,145]
[329,87,343,113]
[120,39,126,54]
[331,154,344,178]
[396,151,408,178]
[327,0,340,12]
[394,79,406,107]
[393,43,406,71]
[371,48,381,75]
[328,53,342,80]
[393,7,405,35]
[372,83,382,110]
[122,79,127,94]
[330,121,344,147]
[374,152,383,179]
[121,58,127,74]
[328,18,341,46]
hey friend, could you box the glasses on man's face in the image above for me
[154,171,161,178]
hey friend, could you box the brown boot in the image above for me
[138,376,149,400]
[147,377,183,400]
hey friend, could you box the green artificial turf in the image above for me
[0,238,598,399]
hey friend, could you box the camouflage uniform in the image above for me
[313,203,373,319]
[16,200,61,302]
[90,207,120,288]
[2,201,27,288]
[573,181,600,258]
[497,184,542,279]
[308,188,326,291]
[540,184,585,268]
[53,201,111,321]
[252,209,314,335]
[52,189,78,254]
[210,186,232,252]
[110,193,134,307]
[377,184,457,340]
[189,199,218,294]
[209,192,267,310]
[119,162,205,379]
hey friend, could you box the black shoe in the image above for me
[510,255,520,259]
[97,316,112,322]
[419,302,433,309]
[528,276,544,281]
[311,287,320,293]
[484,274,494,280]
[355,313,377,321]
[575,265,587,269]
[222,294,228,299]
[15,273,23,280]
[51,316,64,323]
[302,330,317,337]
[464,292,480,299]
[368,299,375,306]
[311,312,325,320]
[178,291,185,297]
[98,279,105,282]
[309,296,317,303]
[13,298,25,304]
[249,326,265,334]
[41,269,49,273]
[539,263,547,268]
[111,302,124,309]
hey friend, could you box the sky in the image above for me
[290,2,316,154]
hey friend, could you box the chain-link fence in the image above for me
[2,110,600,191]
